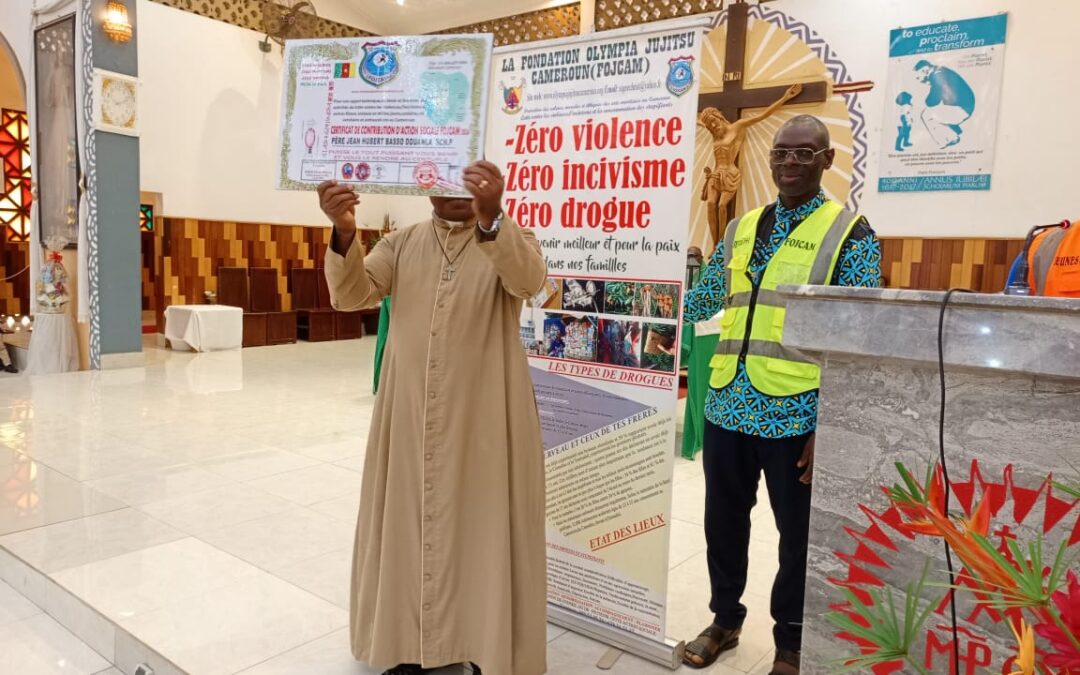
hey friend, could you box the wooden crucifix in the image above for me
[698,0,830,246]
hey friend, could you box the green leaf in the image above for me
[824,560,939,675]
[1053,480,1080,500]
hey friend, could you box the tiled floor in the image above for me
[0,579,115,674]
[0,338,781,675]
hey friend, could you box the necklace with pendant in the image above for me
[433,222,473,281]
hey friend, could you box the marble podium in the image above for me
[781,287,1080,675]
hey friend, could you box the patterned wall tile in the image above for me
[432,4,581,47]
[879,238,1024,295]
[145,219,1025,334]
[149,0,373,39]
[153,217,383,330]
[595,0,722,31]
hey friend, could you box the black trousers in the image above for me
[702,420,812,653]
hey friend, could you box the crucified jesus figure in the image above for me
[699,82,803,247]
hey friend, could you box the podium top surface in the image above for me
[781,285,1080,314]
[778,285,1080,380]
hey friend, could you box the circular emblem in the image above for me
[356,162,371,181]
[413,161,439,189]
[341,163,354,180]
[361,42,400,87]
[666,57,695,97]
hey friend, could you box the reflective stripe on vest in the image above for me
[709,201,860,397]
[1019,224,1080,295]
[1028,227,1072,296]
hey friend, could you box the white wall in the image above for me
[136,0,387,227]
[772,0,1079,238]
[134,0,1080,237]
[0,1,32,112]
[0,45,25,111]
[380,0,1080,239]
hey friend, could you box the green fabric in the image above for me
[373,296,391,394]
[681,325,720,460]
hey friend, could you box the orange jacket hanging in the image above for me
[1026,221,1080,297]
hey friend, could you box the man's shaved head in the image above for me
[774,115,830,149]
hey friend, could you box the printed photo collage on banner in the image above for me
[523,277,682,375]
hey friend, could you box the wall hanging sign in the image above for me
[878,14,1008,192]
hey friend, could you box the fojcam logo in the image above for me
[784,238,817,252]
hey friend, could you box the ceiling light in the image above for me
[396,0,405,5]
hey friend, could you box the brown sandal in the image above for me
[683,623,741,669]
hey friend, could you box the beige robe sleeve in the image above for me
[324,230,397,311]
[476,218,547,299]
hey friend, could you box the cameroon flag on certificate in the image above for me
[333,63,357,78]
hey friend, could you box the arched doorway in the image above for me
[0,30,32,371]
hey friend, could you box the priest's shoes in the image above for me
[381,666,430,675]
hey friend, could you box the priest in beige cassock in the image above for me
[318,161,548,675]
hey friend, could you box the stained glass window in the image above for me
[140,204,153,232]
[0,109,32,242]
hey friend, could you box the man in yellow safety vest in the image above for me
[681,115,882,674]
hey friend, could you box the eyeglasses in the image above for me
[769,147,829,165]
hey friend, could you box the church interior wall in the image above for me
[129,0,1078,299]
[0,44,24,112]
[783,0,1079,240]
[135,0,386,229]
[376,1,1077,245]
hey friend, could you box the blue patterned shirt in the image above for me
[684,193,882,438]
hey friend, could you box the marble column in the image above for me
[781,287,1080,674]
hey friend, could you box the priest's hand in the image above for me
[463,161,505,226]
[318,181,360,253]
[797,432,815,485]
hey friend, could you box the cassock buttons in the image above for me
[425,482,433,491]
[424,573,432,582]
[424,514,432,522]
[425,453,433,461]
[429,391,436,399]
[423,603,431,611]
[424,543,432,551]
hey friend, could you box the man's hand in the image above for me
[318,181,360,253]
[463,161,505,226]
[797,432,815,485]
[318,180,359,232]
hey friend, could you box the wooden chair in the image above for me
[249,267,297,345]
[292,268,335,342]
[218,266,267,348]
[315,269,367,339]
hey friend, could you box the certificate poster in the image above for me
[277,35,493,195]
[878,14,1008,192]
[489,18,704,649]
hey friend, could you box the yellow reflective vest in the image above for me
[709,200,861,396]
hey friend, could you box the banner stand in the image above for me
[490,15,712,671]
[548,604,685,670]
